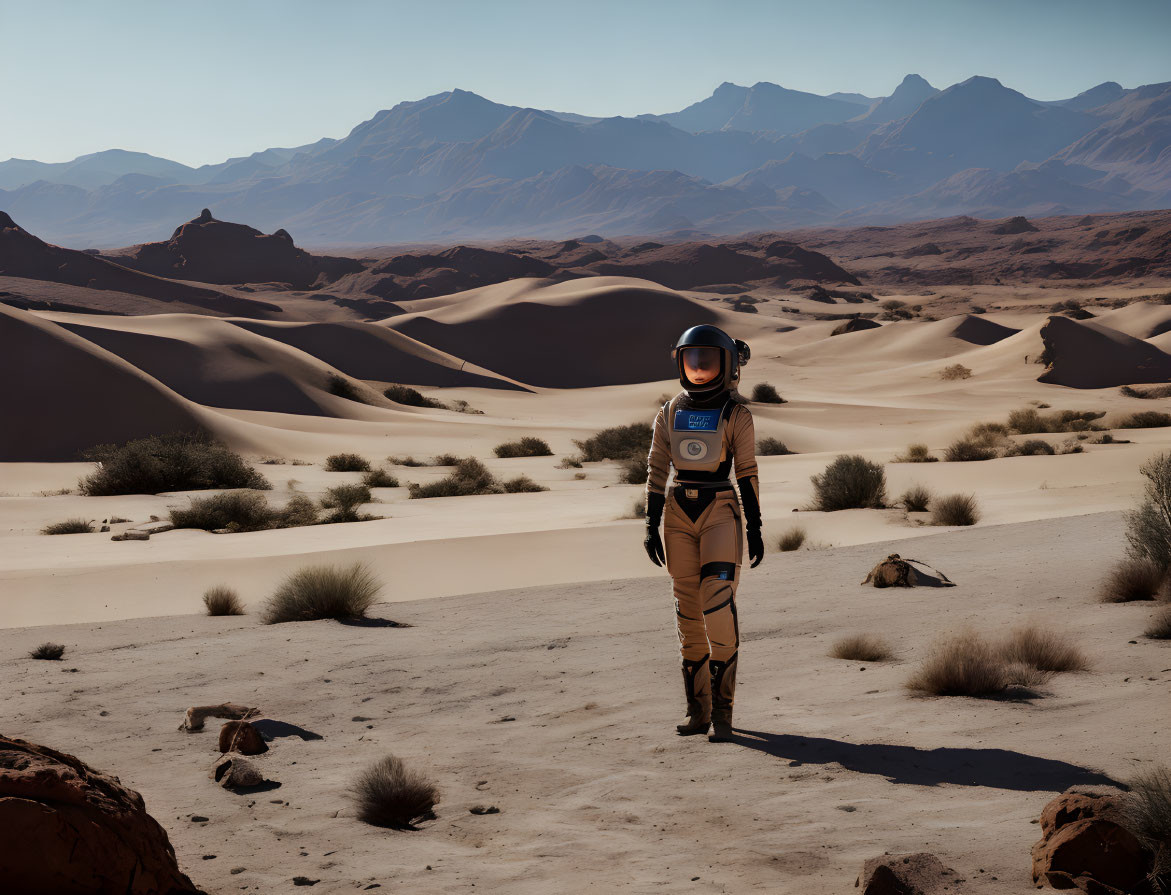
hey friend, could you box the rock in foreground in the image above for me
[856,852,963,893]
[1031,790,1151,894]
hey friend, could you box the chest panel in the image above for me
[669,401,732,472]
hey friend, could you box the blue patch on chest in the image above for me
[674,409,721,432]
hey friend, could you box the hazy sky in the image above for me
[3,0,1169,167]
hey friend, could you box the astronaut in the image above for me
[643,324,763,743]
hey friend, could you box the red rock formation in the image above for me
[1031,791,1151,894]
[217,720,268,756]
[856,852,962,894]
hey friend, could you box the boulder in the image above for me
[218,720,267,756]
[0,735,205,894]
[856,852,961,894]
[179,702,256,732]
[210,756,267,790]
[1031,791,1150,894]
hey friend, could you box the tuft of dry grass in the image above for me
[1119,411,1171,429]
[171,490,274,532]
[1145,605,1171,640]
[41,518,94,535]
[351,755,439,829]
[900,484,931,512]
[930,493,980,526]
[1100,556,1165,603]
[1121,765,1171,892]
[757,436,794,456]
[325,453,371,472]
[906,631,1052,697]
[30,642,66,660]
[362,469,399,488]
[494,437,553,458]
[830,634,892,662]
[574,423,653,462]
[810,454,886,511]
[998,625,1089,672]
[939,363,972,381]
[751,382,786,404]
[502,475,548,493]
[320,483,377,523]
[620,456,648,485]
[894,443,938,463]
[203,585,245,616]
[777,525,806,551]
[944,437,998,462]
[261,563,381,624]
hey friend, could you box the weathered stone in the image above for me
[133,521,175,535]
[1031,791,1150,894]
[210,756,267,790]
[112,530,150,541]
[856,852,959,894]
[0,735,205,894]
[218,720,267,756]
[179,702,256,732]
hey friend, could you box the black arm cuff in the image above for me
[737,476,761,530]
[645,490,665,528]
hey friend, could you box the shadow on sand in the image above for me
[731,728,1119,792]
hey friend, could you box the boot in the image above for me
[676,656,711,736]
[708,654,737,743]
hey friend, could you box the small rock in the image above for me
[292,877,319,886]
[856,853,957,895]
[230,867,246,875]
[211,755,268,790]
[469,805,500,815]
[190,815,209,823]
[100,525,110,532]
[218,720,267,756]
[112,530,150,541]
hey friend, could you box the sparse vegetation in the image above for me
[810,455,886,511]
[351,754,439,829]
[943,437,998,462]
[830,634,892,662]
[79,432,270,496]
[894,443,937,463]
[30,642,65,661]
[362,469,400,488]
[171,490,275,533]
[449,399,482,415]
[1119,411,1171,429]
[899,485,932,512]
[388,456,426,467]
[1121,384,1171,400]
[998,626,1089,672]
[262,563,382,624]
[1100,557,1165,603]
[1125,453,1171,571]
[277,494,319,528]
[325,453,371,472]
[777,525,806,551]
[939,364,972,381]
[41,518,94,535]
[1146,605,1171,639]
[621,456,648,485]
[494,437,553,458]
[1004,439,1056,457]
[1120,765,1171,892]
[624,498,646,520]
[320,483,377,523]
[930,493,980,526]
[203,585,245,616]
[557,456,583,469]
[327,374,368,403]
[502,475,548,493]
[880,299,914,320]
[432,453,461,466]
[383,384,444,409]
[751,383,786,404]
[757,437,794,456]
[1007,407,1105,434]
[907,631,1049,697]
[574,423,653,462]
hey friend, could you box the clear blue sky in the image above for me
[2,0,1168,167]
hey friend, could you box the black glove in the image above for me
[644,491,665,567]
[747,528,764,568]
[738,476,764,568]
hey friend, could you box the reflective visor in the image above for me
[680,346,722,386]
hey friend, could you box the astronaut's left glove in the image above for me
[746,528,764,569]
[738,476,764,568]
[644,490,666,567]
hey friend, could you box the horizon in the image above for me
[3,0,1170,167]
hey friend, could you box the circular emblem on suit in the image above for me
[681,438,708,459]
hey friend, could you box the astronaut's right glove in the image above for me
[738,476,764,568]
[644,490,665,567]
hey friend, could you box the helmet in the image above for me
[673,325,750,401]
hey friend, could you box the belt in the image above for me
[672,482,734,499]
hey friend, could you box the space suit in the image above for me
[643,325,764,743]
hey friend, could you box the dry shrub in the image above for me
[757,437,794,456]
[574,423,653,462]
[1125,453,1171,570]
[1145,605,1171,639]
[624,498,645,520]
[621,456,648,485]
[327,374,368,403]
[777,525,806,551]
[1005,439,1055,457]
[276,494,319,528]
[30,642,65,660]
[998,626,1089,672]
[556,456,583,469]
[1008,407,1105,434]
[432,453,461,466]
[325,453,371,472]
[1120,411,1171,429]
[79,432,270,496]
[406,458,541,498]
[830,634,892,662]
[1121,765,1171,891]
[751,382,786,404]
[1122,384,1171,400]
[930,493,980,526]
[262,563,381,624]
[351,754,439,829]
[383,384,444,409]
[895,443,937,463]
[900,484,931,512]
[41,518,94,535]
[1100,556,1165,603]
[320,483,377,523]
[810,454,886,511]
[389,456,427,467]
[494,437,553,458]
[203,585,244,616]
[362,469,399,488]
[944,438,998,462]
[502,475,548,493]
[171,490,274,532]
[940,364,972,381]
[907,631,1049,696]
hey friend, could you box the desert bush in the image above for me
[1121,765,1171,891]
[939,364,972,381]
[1122,384,1171,400]
[502,475,548,493]
[1008,407,1105,434]
[1090,433,1129,445]
[203,585,244,616]
[79,432,270,496]
[448,399,482,415]
[757,437,794,456]
[276,494,319,528]
[325,453,371,472]
[320,483,375,523]
[900,485,932,512]
[1005,439,1056,457]
[494,436,553,458]
[383,384,444,409]
[432,453,462,466]
[327,374,367,403]
[830,634,892,662]
[30,642,65,660]
[1119,411,1171,429]
[557,456,583,469]
[262,563,381,624]
[895,443,937,463]
[574,423,653,462]
[620,456,648,485]
[930,493,980,526]
[944,438,998,462]
[171,490,274,532]
[1100,556,1165,603]
[751,383,786,404]
[1146,605,1171,640]
[574,472,587,480]
[998,626,1089,672]
[351,754,439,829]
[362,469,400,488]
[625,498,646,519]
[1058,438,1084,455]
[41,518,94,535]
[408,458,503,499]
[906,631,1047,696]
[777,525,806,551]
[388,455,426,467]
[1125,453,1171,570]
[810,455,886,511]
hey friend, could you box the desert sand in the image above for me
[2,210,1171,892]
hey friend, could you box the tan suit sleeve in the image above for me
[646,404,672,497]
[730,404,761,525]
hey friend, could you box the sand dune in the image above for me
[1038,313,1171,388]
[1091,299,1171,339]
[781,313,1018,366]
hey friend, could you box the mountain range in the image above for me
[3,74,1169,246]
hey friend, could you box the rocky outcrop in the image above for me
[1031,791,1152,894]
[0,735,205,894]
[856,852,963,894]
